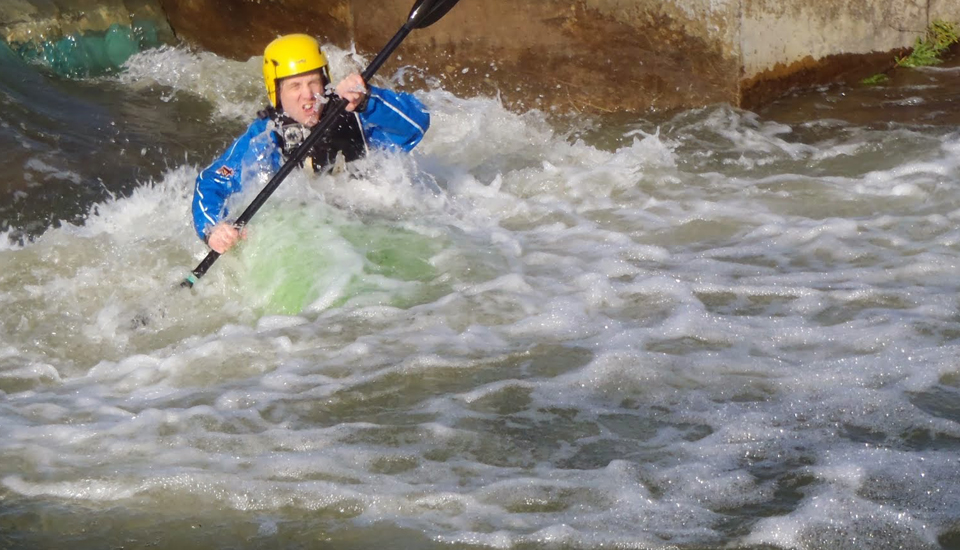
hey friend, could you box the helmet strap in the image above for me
[271,110,307,159]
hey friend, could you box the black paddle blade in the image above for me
[408,0,462,28]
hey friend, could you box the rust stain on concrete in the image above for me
[158,0,353,58]
[739,49,906,110]
[135,0,956,113]
[159,0,742,114]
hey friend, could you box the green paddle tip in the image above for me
[181,273,198,288]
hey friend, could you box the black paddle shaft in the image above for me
[182,0,462,288]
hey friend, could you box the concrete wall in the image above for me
[738,0,957,105]
[154,0,747,112]
[352,0,746,112]
[0,0,174,45]
[4,0,959,112]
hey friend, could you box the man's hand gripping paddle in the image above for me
[180,0,462,289]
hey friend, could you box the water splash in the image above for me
[2,41,960,550]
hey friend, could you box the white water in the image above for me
[1,46,959,549]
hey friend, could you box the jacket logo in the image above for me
[216,166,235,178]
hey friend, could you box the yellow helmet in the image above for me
[262,34,330,109]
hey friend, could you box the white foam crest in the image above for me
[120,46,263,121]
[320,43,372,84]
[430,460,723,547]
[417,91,679,226]
[500,134,677,212]
[0,164,250,375]
[0,361,62,386]
[119,43,414,123]
[456,378,536,405]
[417,90,555,166]
[917,65,960,73]
[300,152,450,218]
[66,163,197,242]
[24,157,82,184]
[887,95,926,107]
[697,106,818,160]
[746,475,942,549]
[535,348,674,403]
[5,61,960,547]
[3,475,140,501]
[0,229,21,249]
[855,159,954,197]
[4,469,376,512]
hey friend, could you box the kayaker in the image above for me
[191,33,429,253]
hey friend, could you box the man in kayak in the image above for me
[191,33,429,253]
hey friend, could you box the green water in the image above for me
[12,21,163,77]
[240,206,445,315]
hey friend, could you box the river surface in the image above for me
[1,41,959,550]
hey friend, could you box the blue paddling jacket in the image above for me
[191,86,429,241]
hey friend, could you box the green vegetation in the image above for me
[861,19,959,85]
[895,19,959,67]
[860,73,889,85]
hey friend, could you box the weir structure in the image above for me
[0,0,175,76]
[1,0,959,112]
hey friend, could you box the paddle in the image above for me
[181,0,462,288]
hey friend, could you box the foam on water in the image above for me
[119,46,264,121]
[2,45,960,549]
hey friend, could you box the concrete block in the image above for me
[0,0,61,43]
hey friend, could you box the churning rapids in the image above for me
[1,41,960,550]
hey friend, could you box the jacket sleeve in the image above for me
[358,86,430,153]
[191,119,271,241]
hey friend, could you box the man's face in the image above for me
[278,71,324,126]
